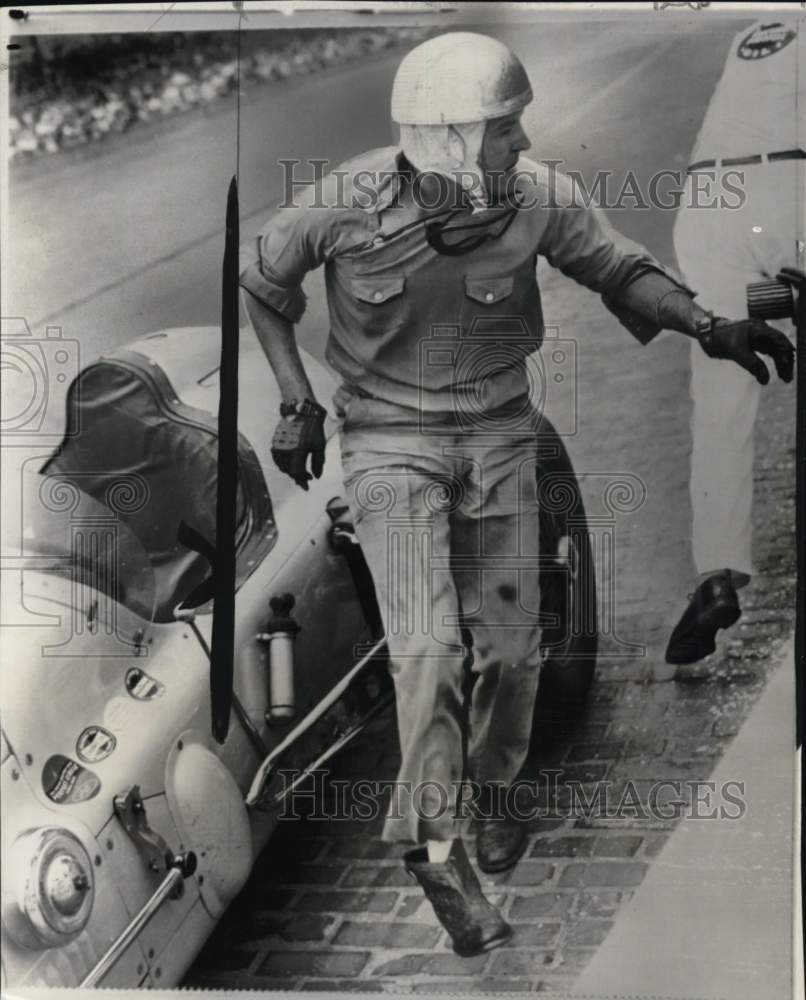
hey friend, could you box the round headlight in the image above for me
[2,828,95,949]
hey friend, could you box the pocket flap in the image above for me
[351,275,406,304]
[464,275,514,304]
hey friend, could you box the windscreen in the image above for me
[16,469,158,623]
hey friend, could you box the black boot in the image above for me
[666,570,741,665]
[476,784,528,874]
[403,839,512,956]
[477,818,528,874]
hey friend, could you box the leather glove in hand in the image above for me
[700,317,795,385]
[271,398,327,490]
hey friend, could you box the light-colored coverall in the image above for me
[673,18,805,580]
[241,150,686,842]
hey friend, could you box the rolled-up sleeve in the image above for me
[239,202,334,323]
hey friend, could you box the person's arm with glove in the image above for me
[616,270,795,385]
[242,289,326,491]
[239,184,342,491]
[538,179,795,385]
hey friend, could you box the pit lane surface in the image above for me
[5,13,797,995]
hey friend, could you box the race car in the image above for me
[0,194,598,990]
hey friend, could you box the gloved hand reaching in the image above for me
[271,398,327,490]
[699,316,795,385]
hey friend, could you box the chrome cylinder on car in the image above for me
[257,593,300,721]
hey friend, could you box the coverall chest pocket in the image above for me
[351,275,407,305]
[461,271,543,359]
[349,275,407,337]
[464,274,514,307]
[461,274,518,339]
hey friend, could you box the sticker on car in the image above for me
[125,667,164,701]
[42,754,101,804]
[737,23,796,60]
[76,726,117,763]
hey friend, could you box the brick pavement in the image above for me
[185,271,796,994]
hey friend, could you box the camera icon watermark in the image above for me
[1,318,79,446]
[418,318,577,437]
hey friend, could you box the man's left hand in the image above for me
[271,398,327,490]
[700,318,795,385]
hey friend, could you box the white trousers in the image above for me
[673,161,803,578]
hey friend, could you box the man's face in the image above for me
[480,112,532,178]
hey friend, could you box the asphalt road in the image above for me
[7,17,750,367]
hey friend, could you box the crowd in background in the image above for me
[9,28,429,160]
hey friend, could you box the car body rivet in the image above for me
[24,753,33,765]
[177,740,183,750]
[106,839,114,850]
[94,855,102,866]
[11,769,19,781]
[148,949,155,959]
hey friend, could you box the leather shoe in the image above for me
[665,570,741,665]
[403,839,511,956]
[476,817,528,874]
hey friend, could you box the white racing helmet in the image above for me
[391,32,533,126]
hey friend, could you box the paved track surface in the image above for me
[6,13,797,996]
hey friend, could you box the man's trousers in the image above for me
[673,161,802,579]
[335,388,543,844]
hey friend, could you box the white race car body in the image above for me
[1,326,371,988]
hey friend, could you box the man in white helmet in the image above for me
[240,32,793,955]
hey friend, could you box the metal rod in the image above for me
[231,689,270,759]
[246,636,387,806]
[188,617,212,658]
[80,867,183,987]
[264,692,394,809]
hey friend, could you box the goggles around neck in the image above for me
[343,155,522,257]
[424,202,521,256]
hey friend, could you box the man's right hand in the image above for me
[700,317,795,385]
[271,398,327,490]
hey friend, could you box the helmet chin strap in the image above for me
[399,121,489,210]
